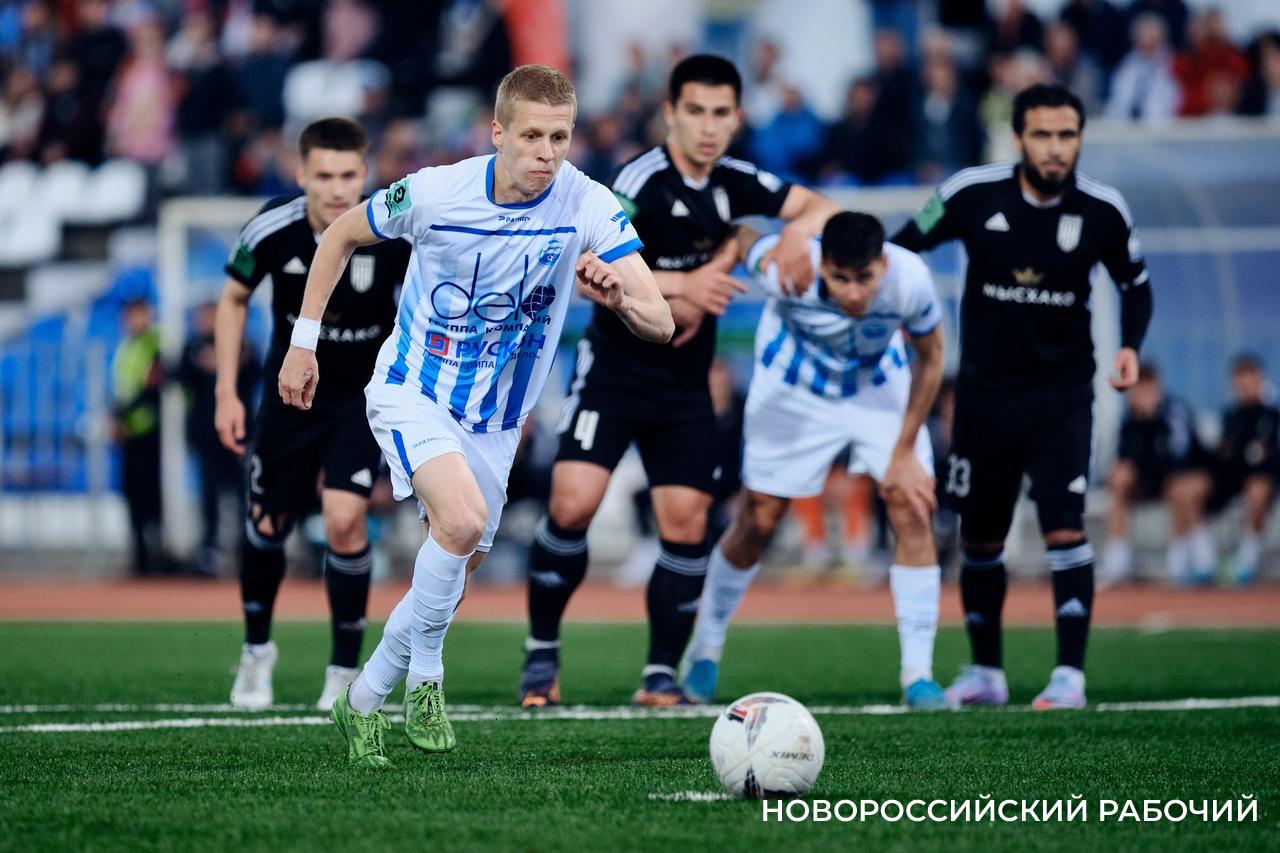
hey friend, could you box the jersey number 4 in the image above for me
[573,410,600,452]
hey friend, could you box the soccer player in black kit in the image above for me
[214,118,412,711]
[519,55,838,706]
[892,85,1153,709]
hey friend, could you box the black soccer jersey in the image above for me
[225,195,412,399]
[892,163,1149,396]
[584,145,792,392]
[1118,396,1208,472]
[1219,402,1280,474]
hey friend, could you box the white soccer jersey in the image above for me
[365,155,643,433]
[745,235,940,400]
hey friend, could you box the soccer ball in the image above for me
[709,692,825,799]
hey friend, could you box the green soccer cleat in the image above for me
[329,688,392,768]
[405,682,456,753]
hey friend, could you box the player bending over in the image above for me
[216,118,412,711]
[278,65,673,767]
[684,211,948,709]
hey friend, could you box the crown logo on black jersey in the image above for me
[1012,267,1044,286]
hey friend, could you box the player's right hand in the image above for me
[278,346,319,411]
[214,391,247,456]
[683,242,746,316]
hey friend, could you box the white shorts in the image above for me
[365,382,520,552]
[741,369,933,499]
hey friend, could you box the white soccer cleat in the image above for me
[1032,665,1086,710]
[315,665,361,711]
[945,664,1009,707]
[229,641,278,710]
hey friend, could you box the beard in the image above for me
[1021,154,1075,196]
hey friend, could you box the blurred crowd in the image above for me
[1,0,1277,198]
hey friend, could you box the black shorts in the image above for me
[554,373,719,495]
[944,383,1092,542]
[247,391,382,516]
[1208,460,1278,512]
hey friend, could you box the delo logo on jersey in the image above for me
[521,284,556,318]
[431,252,552,324]
[538,238,564,268]
[349,255,375,292]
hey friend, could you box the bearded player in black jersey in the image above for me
[892,85,1154,710]
[214,118,412,711]
[519,55,838,707]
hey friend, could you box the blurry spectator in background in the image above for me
[1240,31,1280,116]
[69,0,127,123]
[1060,0,1129,73]
[986,0,1044,55]
[105,19,176,168]
[15,0,57,82]
[821,77,899,185]
[1127,0,1190,51]
[748,83,825,183]
[1102,365,1213,586]
[113,298,165,576]
[35,55,98,164]
[0,65,45,160]
[579,113,629,183]
[169,10,240,193]
[1174,9,1249,117]
[1105,13,1181,122]
[1210,355,1278,585]
[979,49,1051,134]
[232,13,291,132]
[1044,20,1104,115]
[370,117,422,189]
[743,39,786,128]
[282,0,389,124]
[870,28,918,146]
[913,47,983,184]
[178,302,260,577]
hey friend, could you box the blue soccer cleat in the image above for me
[682,659,719,704]
[904,678,950,710]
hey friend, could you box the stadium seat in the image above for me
[0,161,39,215]
[33,162,91,223]
[65,160,148,226]
[0,204,61,267]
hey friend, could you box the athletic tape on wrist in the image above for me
[290,317,321,350]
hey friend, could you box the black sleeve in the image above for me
[1099,203,1153,351]
[224,196,294,290]
[890,185,966,253]
[720,163,792,219]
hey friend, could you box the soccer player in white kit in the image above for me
[277,65,674,767]
[683,211,950,709]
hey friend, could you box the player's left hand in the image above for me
[880,448,937,524]
[278,346,319,410]
[576,251,626,311]
[1110,347,1140,391]
[761,223,816,295]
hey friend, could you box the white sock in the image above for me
[688,545,759,663]
[1188,524,1215,573]
[1238,531,1262,568]
[347,594,413,714]
[889,564,941,688]
[408,534,472,686]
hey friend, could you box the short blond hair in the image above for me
[494,64,577,126]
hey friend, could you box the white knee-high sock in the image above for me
[408,534,472,690]
[348,593,413,714]
[689,545,759,663]
[889,564,941,688]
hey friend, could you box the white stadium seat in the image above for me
[0,160,38,216]
[65,159,148,226]
[33,161,91,223]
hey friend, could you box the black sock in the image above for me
[526,517,589,646]
[645,541,709,671]
[324,545,372,668]
[960,550,1007,668]
[240,518,286,645]
[1048,540,1095,671]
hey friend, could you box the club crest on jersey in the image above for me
[538,237,564,268]
[1057,214,1083,252]
[349,255,375,292]
[521,284,556,318]
[860,323,890,340]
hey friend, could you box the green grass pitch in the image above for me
[1,621,1278,851]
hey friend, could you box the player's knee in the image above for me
[1044,528,1086,548]
[741,496,786,548]
[547,490,599,532]
[886,491,929,536]
[1109,461,1135,497]
[246,506,292,549]
[324,508,368,553]
[657,511,707,544]
[433,500,488,553]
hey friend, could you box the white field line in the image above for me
[648,791,737,802]
[0,696,1277,734]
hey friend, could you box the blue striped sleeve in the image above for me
[366,197,390,240]
[598,238,644,264]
